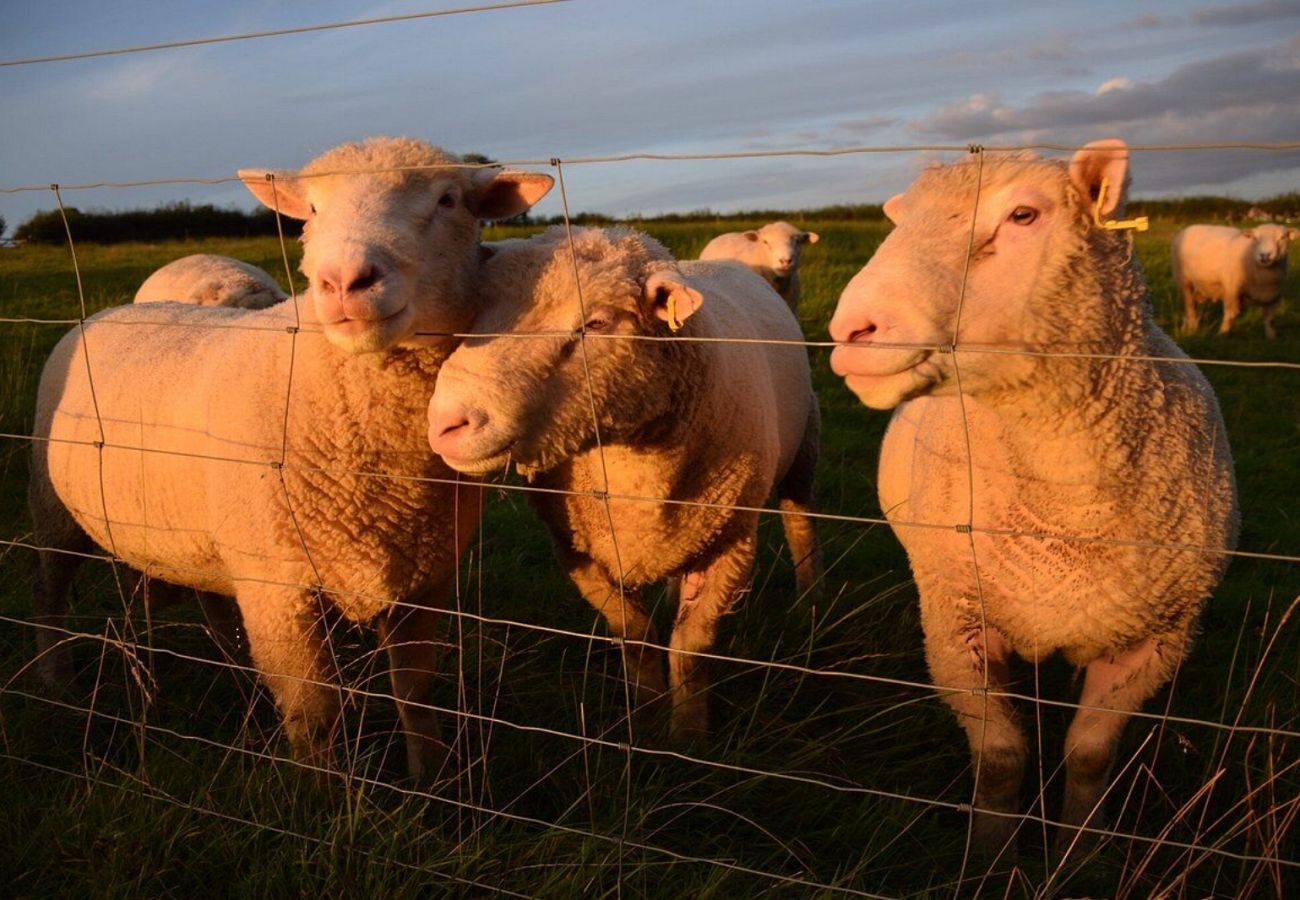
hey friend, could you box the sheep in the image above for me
[132,254,292,657]
[699,221,819,312]
[30,136,553,781]
[1173,223,1296,339]
[427,226,821,742]
[828,140,1238,853]
[134,254,288,309]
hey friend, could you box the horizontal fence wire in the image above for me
[0,1,574,68]
[6,641,1298,873]
[2,73,1298,892]
[5,140,1300,194]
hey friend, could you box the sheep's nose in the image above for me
[318,260,383,298]
[829,313,881,345]
[428,398,487,454]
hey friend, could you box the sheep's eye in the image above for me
[583,315,610,332]
[1008,206,1038,226]
[308,203,317,215]
[438,192,455,208]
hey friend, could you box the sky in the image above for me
[2,0,1298,230]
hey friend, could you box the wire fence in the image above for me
[2,7,1298,899]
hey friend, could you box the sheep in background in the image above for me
[135,254,288,309]
[699,221,819,312]
[829,141,1238,853]
[428,226,821,742]
[1173,223,1296,339]
[30,136,552,781]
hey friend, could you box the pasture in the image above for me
[0,219,1297,897]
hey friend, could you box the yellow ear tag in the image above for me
[1093,176,1149,233]
[665,292,684,333]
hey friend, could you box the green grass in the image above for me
[0,223,1297,898]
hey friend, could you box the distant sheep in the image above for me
[829,140,1238,852]
[31,137,552,781]
[1173,223,1295,339]
[135,254,288,309]
[699,221,819,312]
[428,226,821,742]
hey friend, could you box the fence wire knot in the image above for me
[966,144,984,155]
[937,343,956,354]
[954,523,972,534]
[549,157,561,167]
[284,325,299,335]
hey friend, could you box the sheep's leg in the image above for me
[196,591,247,662]
[32,546,85,688]
[1261,301,1279,340]
[1180,283,1200,333]
[922,601,1025,853]
[567,556,668,718]
[237,586,340,771]
[1218,289,1242,335]
[777,402,823,601]
[377,600,451,786]
[1056,631,1187,855]
[29,474,91,689]
[667,528,757,743]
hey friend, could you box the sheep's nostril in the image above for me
[849,323,878,342]
[436,415,471,439]
[347,265,379,294]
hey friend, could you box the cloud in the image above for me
[1119,12,1185,30]
[1193,0,1300,27]
[1095,77,1132,95]
[907,41,1300,191]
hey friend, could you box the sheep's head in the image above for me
[427,227,697,476]
[1243,223,1296,268]
[829,139,1135,409]
[240,137,552,354]
[747,221,818,275]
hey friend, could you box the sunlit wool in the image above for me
[429,226,822,742]
[134,254,288,309]
[829,140,1239,852]
[30,136,552,782]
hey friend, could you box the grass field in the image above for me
[0,220,1297,898]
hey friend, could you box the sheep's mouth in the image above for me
[439,446,514,476]
[833,350,945,409]
[829,344,933,381]
[325,305,409,333]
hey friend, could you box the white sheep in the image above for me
[829,141,1238,852]
[133,253,291,656]
[1173,223,1296,339]
[699,221,819,312]
[134,254,288,309]
[428,226,821,741]
[30,136,553,781]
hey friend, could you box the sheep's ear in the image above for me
[801,231,820,245]
[239,169,312,220]
[467,169,554,220]
[644,269,704,330]
[882,193,907,225]
[742,231,759,242]
[1069,139,1130,219]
